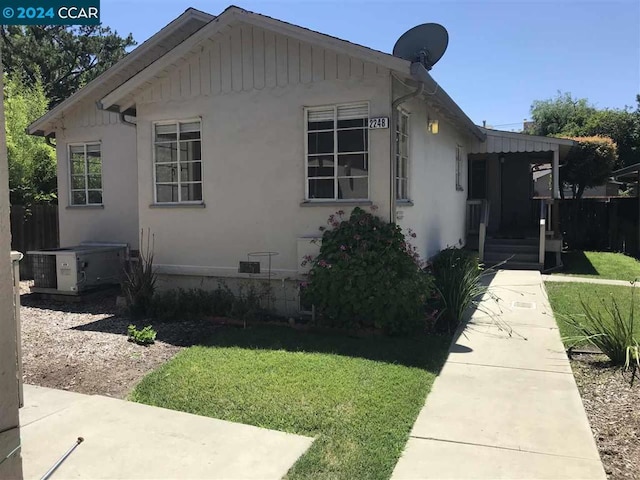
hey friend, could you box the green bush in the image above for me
[302,207,430,334]
[127,324,157,345]
[122,229,156,317]
[564,290,638,365]
[430,247,485,332]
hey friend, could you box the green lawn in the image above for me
[555,251,640,281]
[545,282,640,346]
[130,325,450,480]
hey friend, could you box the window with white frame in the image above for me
[395,110,409,200]
[306,103,369,200]
[69,143,102,205]
[455,145,464,191]
[154,120,202,203]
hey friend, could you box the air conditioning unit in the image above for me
[28,243,127,295]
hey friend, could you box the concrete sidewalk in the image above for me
[392,270,606,479]
[20,385,313,479]
[543,274,638,287]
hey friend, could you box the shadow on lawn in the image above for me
[73,318,451,370]
[199,324,453,371]
[561,251,599,276]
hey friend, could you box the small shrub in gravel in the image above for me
[127,324,157,345]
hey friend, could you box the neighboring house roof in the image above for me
[613,162,640,182]
[28,8,214,136]
[29,5,484,141]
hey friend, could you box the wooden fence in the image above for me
[559,198,639,255]
[10,204,59,278]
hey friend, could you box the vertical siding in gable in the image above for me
[337,54,350,80]
[230,27,243,92]
[324,50,337,81]
[241,25,254,90]
[219,34,232,93]
[210,42,222,95]
[299,42,312,84]
[180,61,190,98]
[287,38,300,84]
[276,35,288,87]
[169,68,181,100]
[311,46,324,82]
[350,57,364,78]
[190,54,201,97]
[264,30,277,88]
[138,23,388,104]
[252,27,265,89]
[200,46,211,96]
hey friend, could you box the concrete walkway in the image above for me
[392,270,606,479]
[543,274,638,287]
[20,385,313,479]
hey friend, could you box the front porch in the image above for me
[465,128,575,270]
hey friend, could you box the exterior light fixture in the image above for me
[428,118,439,134]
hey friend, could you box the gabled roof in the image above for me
[28,8,214,136]
[98,5,411,111]
[30,5,483,141]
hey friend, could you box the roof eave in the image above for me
[27,8,214,136]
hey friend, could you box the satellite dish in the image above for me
[393,23,449,70]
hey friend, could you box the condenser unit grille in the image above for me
[32,254,57,289]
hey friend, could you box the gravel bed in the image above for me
[19,281,219,398]
[571,354,640,480]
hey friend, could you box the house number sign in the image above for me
[369,117,389,129]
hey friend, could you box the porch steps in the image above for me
[483,237,542,271]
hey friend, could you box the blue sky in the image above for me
[101,0,640,130]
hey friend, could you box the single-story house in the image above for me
[28,5,571,314]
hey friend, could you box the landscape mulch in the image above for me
[19,281,219,398]
[571,354,640,480]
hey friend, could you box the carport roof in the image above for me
[469,128,575,155]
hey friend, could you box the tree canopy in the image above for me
[4,73,56,205]
[527,92,640,168]
[560,136,618,199]
[1,25,135,107]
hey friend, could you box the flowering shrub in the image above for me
[302,207,431,334]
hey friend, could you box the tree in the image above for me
[1,25,135,107]
[527,92,640,168]
[4,73,57,205]
[527,92,596,137]
[560,136,617,199]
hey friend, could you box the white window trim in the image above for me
[68,141,103,206]
[395,109,410,201]
[304,101,371,202]
[455,144,464,191]
[152,117,204,205]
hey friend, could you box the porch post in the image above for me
[552,147,560,199]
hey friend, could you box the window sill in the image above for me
[149,203,206,209]
[396,200,414,207]
[300,200,373,207]
[66,205,104,210]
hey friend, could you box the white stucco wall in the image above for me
[133,22,391,278]
[395,94,472,260]
[54,100,139,249]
